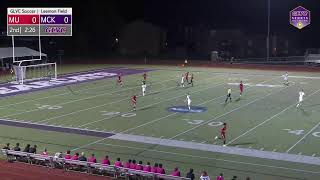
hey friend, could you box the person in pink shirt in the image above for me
[114,158,123,167]
[143,162,151,172]
[171,167,181,177]
[157,163,165,174]
[101,155,110,165]
[216,173,224,180]
[135,161,143,171]
[88,154,97,163]
[41,148,48,156]
[71,152,79,160]
[124,159,131,168]
[151,163,158,173]
[130,160,137,169]
[64,150,71,160]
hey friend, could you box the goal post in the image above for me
[13,62,57,84]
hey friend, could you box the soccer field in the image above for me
[0,64,320,180]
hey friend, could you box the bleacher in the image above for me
[1,149,190,180]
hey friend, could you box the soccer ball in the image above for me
[214,136,218,140]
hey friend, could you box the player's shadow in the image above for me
[303,104,320,108]
[298,108,312,116]
[235,97,241,102]
[148,91,161,95]
[139,106,157,111]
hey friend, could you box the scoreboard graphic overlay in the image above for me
[7,7,72,36]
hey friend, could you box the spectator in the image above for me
[54,152,63,159]
[23,144,30,152]
[186,168,195,180]
[78,152,87,161]
[216,173,224,180]
[231,176,237,180]
[29,145,37,154]
[124,159,131,168]
[101,155,110,165]
[130,159,136,169]
[200,171,210,180]
[64,150,72,159]
[171,167,181,177]
[151,163,158,173]
[136,161,143,170]
[88,154,97,163]
[157,163,165,174]
[143,162,151,172]
[71,152,79,160]
[3,143,10,150]
[114,158,123,167]
[42,148,48,156]
[13,143,20,151]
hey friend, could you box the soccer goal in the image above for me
[13,62,57,84]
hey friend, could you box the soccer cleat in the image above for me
[223,144,226,147]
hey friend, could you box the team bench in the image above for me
[1,149,190,180]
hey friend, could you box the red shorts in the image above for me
[221,133,226,139]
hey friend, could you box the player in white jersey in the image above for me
[297,89,305,108]
[180,74,185,87]
[283,72,289,86]
[141,82,147,96]
[185,93,191,110]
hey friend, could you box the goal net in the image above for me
[13,63,57,84]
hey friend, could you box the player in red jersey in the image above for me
[185,72,189,83]
[117,73,123,87]
[239,81,244,97]
[131,95,137,111]
[142,72,147,84]
[215,123,227,145]
[143,72,147,81]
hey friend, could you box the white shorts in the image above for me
[187,100,191,105]
[142,88,146,92]
[299,97,303,102]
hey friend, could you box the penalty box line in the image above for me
[0,75,180,120]
[0,73,177,110]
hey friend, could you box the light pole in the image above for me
[266,0,270,61]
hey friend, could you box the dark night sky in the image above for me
[1,0,320,47]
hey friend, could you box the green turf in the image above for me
[1,64,320,180]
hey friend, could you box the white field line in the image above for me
[36,74,225,124]
[121,76,278,134]
[0,75,177,109]
[0,76,180,119]
[93,142,320,174]
[71,87,239,151]
[169,78,289,140]
[0,107,28,112]
[286,121,320,152]
[78,83,226,127]
[71,76,277,151]
[227,88,320,147]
